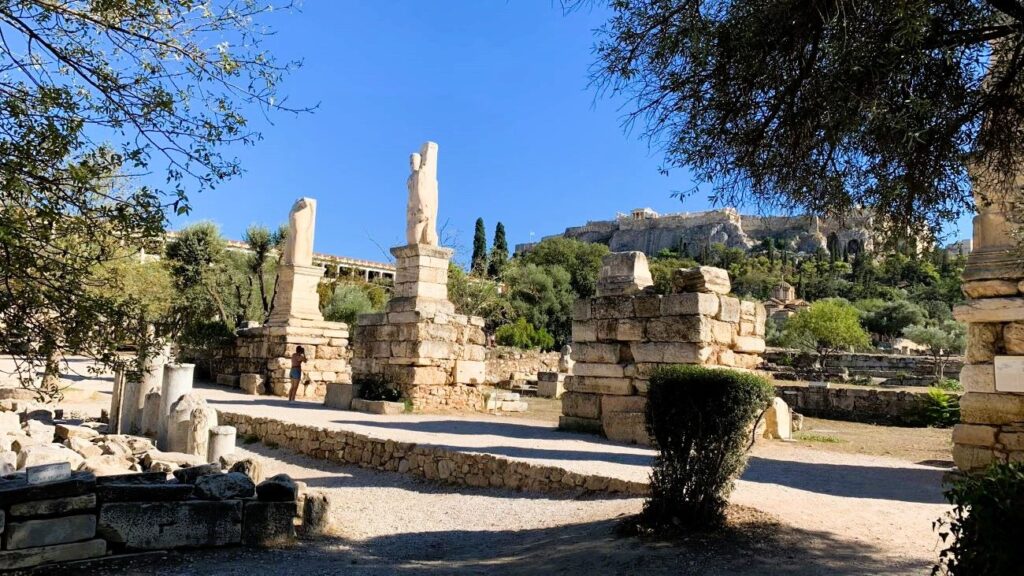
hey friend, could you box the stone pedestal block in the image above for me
[267,264,325,325]
[324,383,358,410]
[98,501,242,549]
[208,425,237,464]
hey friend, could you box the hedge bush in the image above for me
[642,365,774,529]
[935,462,1024,575]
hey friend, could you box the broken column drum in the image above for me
[158,363,194,450]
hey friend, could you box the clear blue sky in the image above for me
[171,1,973,265]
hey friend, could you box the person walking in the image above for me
[288,346,307,402]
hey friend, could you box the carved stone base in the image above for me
[266,265,325,326]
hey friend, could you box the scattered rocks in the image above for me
[256,474,297,502]
[195,472,255,500]
[172,463,221,485]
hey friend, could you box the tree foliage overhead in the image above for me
[585,0,1024,233]
[0,1,297,388]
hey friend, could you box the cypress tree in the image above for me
[471,218,488,275]
[488,222,509,278]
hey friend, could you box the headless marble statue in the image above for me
[283,197,316,267]
[406,142,439,246]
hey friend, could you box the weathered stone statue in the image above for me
[558,344,574,374]
[283,197,316,267]
[406,142,439,246]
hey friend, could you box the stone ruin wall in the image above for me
[209,321,352,399]
[560,255,766,445]
[484,347,560,385]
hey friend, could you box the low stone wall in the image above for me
[763,348,965,384]
[774,384,952,426]
[0,466,308,571]
[484,347,560,385]
[218,410,648,497]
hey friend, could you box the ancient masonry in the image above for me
[345,142,488,412]
[951,168,1024,472]
[213,197,352,398]
[560,252,767,444]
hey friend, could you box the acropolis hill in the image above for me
[516,207,880,258]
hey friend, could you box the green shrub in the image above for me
[642,365,774,529]
[355,374,401,402]
[918,388,961,428]
[934,378,963,392]
[935,463,1024,575]
[494,318,555,350]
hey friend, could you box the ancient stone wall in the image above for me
[210,321,352,398]
[560,254,766,444]
[218,410,647,496]
[763,348,965,385]
[774,384,949,426]
[484,347,560,385]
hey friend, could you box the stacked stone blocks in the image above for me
[350,244,487,412]
[560,253,766,445]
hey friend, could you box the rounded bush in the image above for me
[642,365,774,529]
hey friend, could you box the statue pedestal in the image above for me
[350,243,487,412]
[267,264,325,326]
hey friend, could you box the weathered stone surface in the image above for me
[17,445,84,471]
[734,336,767,354]
[661,292,720,317]
[97,482,193,502]
[0,539,105,570]
[645,316,709,342]
[142,449,206,469]
[716,295,741,323]
[601,412,649,445]
[0,412,20,434]
[6,514,96,549]
[351,398,405,415]
[324,382,356,410]
[187,406,217,459]
[99,500,242,549]
[595,252,654,296]
[66,437,103,459]
[629,342,711,364]
[561,392,601,419]
[242,500,297,547]
[172,463,221,484]
[952,424,998,447]
[55,424,99,441]
[960,363,995,393]
[208,425,236,464]
[227,458,264,484]
[78,455,135,477]
[257,474,298,502]
[140,391,161,437]
[299,490,331,536]
[960,392,1024,425]
[954,297,1024,323]
[9,494,96,519]
[672,266,731,294]
[195,471,255,500]
[952,444,997,472]
[239,373,264,395]
[762,397,792,440]
[1004,322,1024,355]
[565,375,635,396]
[0,472,95,507]
[962,279,1019,299]
[558,415,603,435]
[966,323,1002,363]
[26,462,71,484]
[600,395,646,415]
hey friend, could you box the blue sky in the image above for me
[171,1,973,265]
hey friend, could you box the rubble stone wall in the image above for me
[763,348,965,384]
[484,347,560,385]
[218,410,647,496]
[774,384,947,426]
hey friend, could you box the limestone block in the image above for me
[960,364,995,393]
[55,424,99,441]
[389,366,449,386]
[601,412,649,445]
[952,423,999,447]
[195,472,255,500]
[716,296,741,323]
[257,474,299,502]
[966,323,1003,363]
[952,444,998,472]
[573,342,622,364]
[0,539,105,571]
[141,391,161,438]
[960,392,1024,425]
[299,491,331,537]
[561,392,601,419]
[954,297,1024,323]
[734,336,767,354]
[962,279,1019,299]
[591,296,638,319]
[629,342,712,364]
[601,395,646,415]
[1004,322,1024,355]
[500,400,529,412]
[351,399,406,415]
[98,501,242,549]
[158,363,194,449]
[596,252,654,296]
[999,432,1024,451]
[187,406,217,459]
[9,494,96,519]
[572,321,597,342]
[630,294,661,318]
[710,319,736,345]
[558,416,603,435]
[454,360,486,384]
[208,426,236,464]
[463,344,487,362]
[661,292,720,317]
[573,362,626,378]
[536,378,565,399]
[0,412,19,434]
[239,373,264,395]
[6,514,96,549]
[324,383,357,410]
[242,500,297,547]
[645,316,709,343]
[672,266,731,294]
[78,455,134,477]
[754,303,767,337]
[596,319,644,342]
[215,374,240,388]
[565,375,635,396]
[762,398,792,440]
[165,393,204,454]
[17,445,84,471]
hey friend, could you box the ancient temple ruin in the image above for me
[347,142,488,412]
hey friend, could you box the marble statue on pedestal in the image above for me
[284,197,316,267]
[406,142,439,246]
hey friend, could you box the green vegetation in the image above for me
[322,282,388,326]
[488,222,509,278]
[495,318,555,351]
[903,321,967,379]
[355,374,402,402]
[778,300,870,372]
[472,217,488,275]
[918,388,961,428]
[936,463,1024,575]
[642,365,774,530]
[795,433,843,444]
